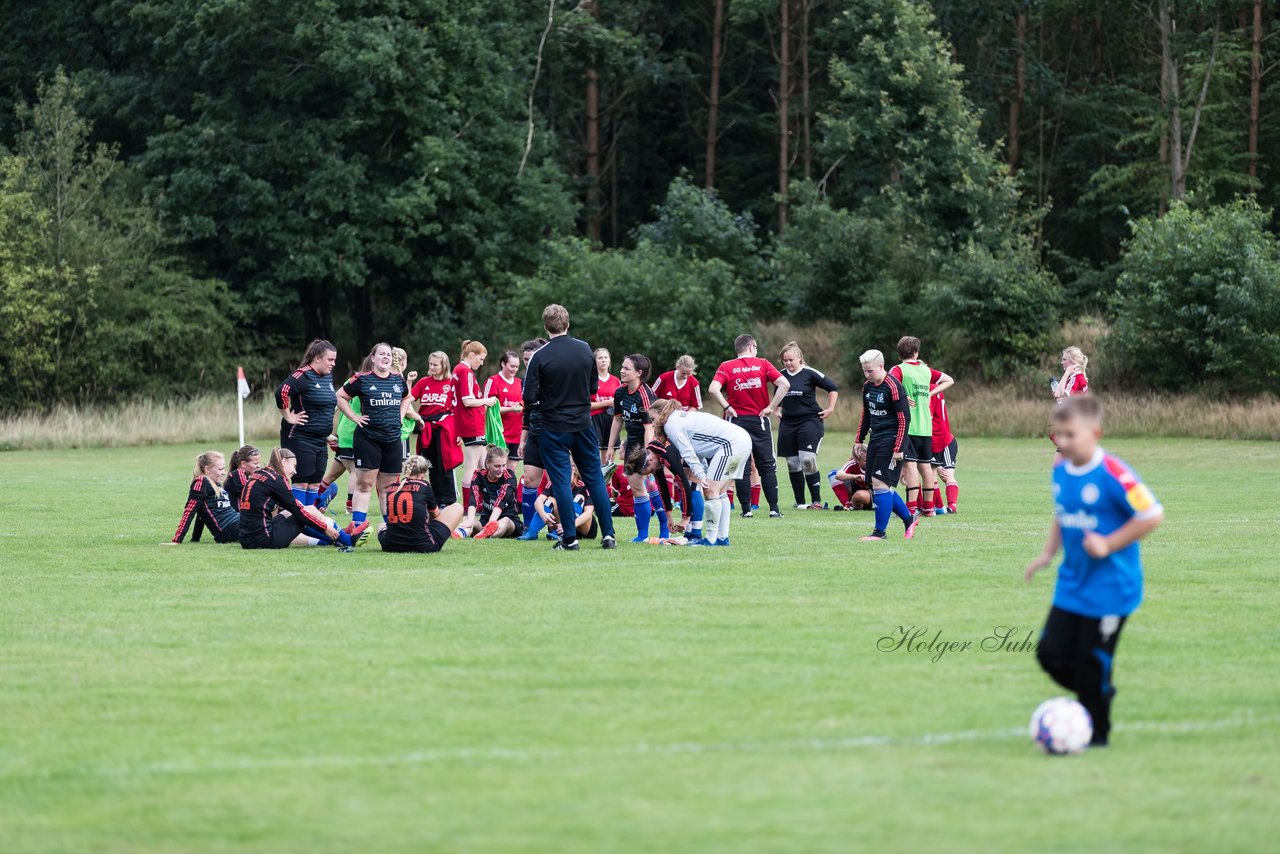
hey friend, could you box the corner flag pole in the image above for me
[237,367,251,447]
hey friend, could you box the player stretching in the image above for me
[888,336,953,517]
[378,455,465,553]
[646,400,750,546]
[776,341,839,510]
[707,334,790,518]
[855,349,917,541]
[1025,396,1163,747]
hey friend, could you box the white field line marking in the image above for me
[5,712,1273,780]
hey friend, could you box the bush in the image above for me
[1109,199,1280,391]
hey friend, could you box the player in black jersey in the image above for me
[276,339,338,507]
[606,354,671,542]
[520,461,598,542]
[461,445,523,539]
[238,449,369,550]
[776,342,840,510]
[223,444,261,509]
[378,455,465,553]
[165,451,239,544]
[337,342,419,532]
[854,349,918,541]
[630,437,705,543]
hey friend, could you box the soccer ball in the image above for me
[1029,697,1093,755]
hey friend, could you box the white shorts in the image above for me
[705,441,751,482]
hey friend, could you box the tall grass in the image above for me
[0,395,282,451]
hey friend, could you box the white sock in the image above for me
[703,495,720,541]
[718,495,732,540]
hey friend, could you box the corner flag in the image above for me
[237,367,251,446]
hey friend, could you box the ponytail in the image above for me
[268,447,296,478]
[401,454,431,480]
[300,339,336,368]
[228,444,259,472]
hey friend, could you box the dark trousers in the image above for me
[1036,605,1128,744]
[729,415,779,513]
[419,427,457,506]
[540,425,616,543]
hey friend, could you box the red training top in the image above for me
[930,385,954,453]
[452,362,485,438]
[484,372,524,447]
[652,370,702,410]
[411,375,456,420]
[712,357,783,416]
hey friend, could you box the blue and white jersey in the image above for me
[1052,447,1162,618]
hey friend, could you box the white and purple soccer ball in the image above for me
[1030,697,1093,755]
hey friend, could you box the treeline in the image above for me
[1,0,1278,413]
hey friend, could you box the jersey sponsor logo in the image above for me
[420,392,451,406]
[1055,506,1098,531]
[732,376,763,392]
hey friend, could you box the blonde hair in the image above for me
[401,454,431,480]
[779,341,804,362]
[484,444,509,465]
[859,349,885,367]
[647,399,681,437]
[461,339,487,361]
[391,347,408,376]
[268,447,296,477]
[428,351,451,379]
[192,450,225,483]
[1063,346,1088,372]
[676,354,697,372]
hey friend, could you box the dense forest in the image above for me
[1,0,1278,411]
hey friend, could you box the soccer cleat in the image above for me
[807,502,825,511]
[336,544,356,553]
[904,511,921,539]
[768,510,784,519]
[740,510,754,519]
[714,538,731,547]
[832,504,847,512]
[685,537,713,547]
[860,531,887,541]
[474,521,500,540]
[601,460,618,480]
[793,503,809,510]
[601,535,618,550]
[348,520,371,548]
[934,507,947,515]
[516,528,539,541]
[947,504,958,514]
[751,504,760,511]
[552,539,580,551]
[630,535,652,544]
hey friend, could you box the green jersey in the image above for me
[892,360,936,437]
[336,375,361,448]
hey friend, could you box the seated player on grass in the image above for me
[1024,395,1163,748]
[520,462,598,542]
[238,448,369,551]
[460,444,523,540]
[166,450,240,545]
[643,436,704,543]
[377,455,465,553]
[223,444,261,509]
[829,445,872,511]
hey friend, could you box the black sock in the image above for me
[736,476,751,512]
[806,472,822,503]
[762,470,780,512]
[789,470,805,505]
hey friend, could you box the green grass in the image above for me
[1,435,1277,852]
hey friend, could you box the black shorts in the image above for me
[378,520,451,553]
[353,430,403,474]
[282,438,328,483]
[336,445,354,462]
[728,415,777,474]
[523,431,543,469]
[505,441,523,463]
[461,435,487,447]
[932,438,958,470]
[592,411,614,450]
[865,442,904,488]
[902,434,934,464]
[240,513,303,549]
[776,417,825,458]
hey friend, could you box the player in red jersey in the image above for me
[829,445,872,511]
[590,348,622,465]
[1053,346,1090,402]
[707,334,790,518]
[651,355,703,411]
[888,336,954,516]
[454,340,498,511]
[484,350,525,474]
[409,351,460,506]
[929,380,959,513]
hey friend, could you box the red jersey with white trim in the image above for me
[1062,370,1089,397]
[452,362,485,437]
[652,370,702,410]
[712,357,783,416]
[930,385,953,453]
[411,375,456,421]
[593,373,622,414]
[840,458,868,489]
[484,372,524,446]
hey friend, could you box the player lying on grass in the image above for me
[855,349,918,541]
[648,399,751,546]
[460,444,523,539]
[829,445,872,511]
[518,462,598,542]
[167,451,240,544]
[238,448,369,550]
[1025,395,1163,748]
[377,455,465,553]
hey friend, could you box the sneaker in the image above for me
[860,531,887,541]
[793,503,809,510]
[904,511,921,540]
[601,535,618,550]
[552,539,580,551]
[768,510,784,519]
[832,504,847,512]
[740,510,754,519]
[474,521,500,540]
[751,504,760,511]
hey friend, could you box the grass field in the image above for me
[1,435,1277,852]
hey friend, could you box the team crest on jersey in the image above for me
[1081,483,1100,505]
[394,384,402,394]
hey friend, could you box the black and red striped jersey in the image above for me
[238,469,310,540]
[469,468,519,518]
[342,371,407,443]
[276,367,336,443]
[857,375,909,452]
[223,468,252,507]
[383,478,441,551]
[613,383,654,447]
[172,476,239,543]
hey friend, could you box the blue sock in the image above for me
[292,486,308,505]
[334,530,352,547]
[892,492,913,525]
[382,515,388,526]
[873,490,893,534]
[689,489,705,524]
[305,487,320,506]
[352,510,367,526]
[521,486,538,526]
[634,494,652,539]
[649,490,669,539]
[523,513,547,539]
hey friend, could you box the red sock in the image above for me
[946,482,959,510]
[906,488,918,513]
[832,482,850,507]
[751,484,761,506]
[934,488,945,510]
